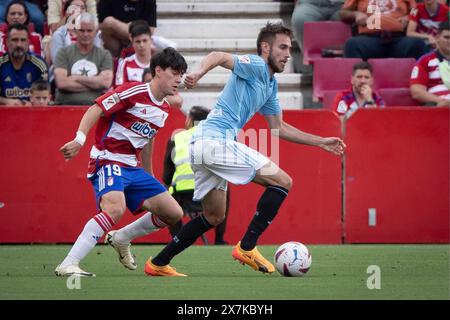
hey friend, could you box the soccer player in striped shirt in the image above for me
[55,47,187,277]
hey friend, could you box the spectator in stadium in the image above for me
[161,106,229,245]
[55,48,188,277]
[115,20,152,87]
[340,0,428,60]
[0,23,48,106]
[30,79,51,105]
[143,22,346,277]
[333,61,385,118]
[407,0,449,51]
[0,0,45,35]
[0,0,43,57]
[97,0,156,57]
[47,0,98,34]
[53,13,113,105]
[410,21,450,106]
[291,0,344,73]
[49,0,102,66]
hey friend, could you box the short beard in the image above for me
[268,51,282,74]
[11,48,25,59]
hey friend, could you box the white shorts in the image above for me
[190,139,270,201]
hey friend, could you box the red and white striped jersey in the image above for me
[409,3,449,36]
[88,81,170,177]
[115,54,150,87]
[410,50,450,100]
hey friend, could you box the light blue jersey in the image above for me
[192,54,281,141]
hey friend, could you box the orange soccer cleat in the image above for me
[144,258,187,277]
[232,241,275,274]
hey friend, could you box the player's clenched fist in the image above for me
[184,71,203,89]
[60,141,82,161]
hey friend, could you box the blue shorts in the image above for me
[89,164,167,214]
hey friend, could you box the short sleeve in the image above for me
[259,83,281,115]
[54,47,69,70]
[410,62,428,86]
[333,92,348,115]
[409,7,419,22]
[232,54,266,81]
[99,49,113,72]
[95,82,138,116]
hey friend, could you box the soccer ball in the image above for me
[274,241,312,277]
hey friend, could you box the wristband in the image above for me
[74,130,86,146]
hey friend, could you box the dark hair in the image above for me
[5,0,30,25]
[189,106,210,122]
[128,20,151,35]
[7,23,29,36]
[142,67,151,81]
[256,22,292,55]
[130,20,152,39]
[352,61,373,75]
[438,20,450,34]
[31,79,50,92]
[150,47,187,77]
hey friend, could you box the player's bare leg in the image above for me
[106,192,183,270]
[55,191,126,277]
[232,160,292,274]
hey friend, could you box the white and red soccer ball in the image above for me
[274,241,312,277]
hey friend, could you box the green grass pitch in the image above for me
[0,244,448,300]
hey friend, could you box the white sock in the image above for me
[114,211,167,243]
[60,212,114,267]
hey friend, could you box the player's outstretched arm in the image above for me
[59,104,104,161]
[184,51,234,89]
[265,114,346,156]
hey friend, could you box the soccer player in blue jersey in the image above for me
[144,22,346,276]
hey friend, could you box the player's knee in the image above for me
[203,212,225,226]
[278,175,293,191]
[165,205,184,226]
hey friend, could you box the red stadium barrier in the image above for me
[344,107,449,243]
[0,107,343,244]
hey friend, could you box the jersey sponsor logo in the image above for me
[102,93,120,111]
[131,121,157,138]
[411,66,419,79]
[238,55,251,64]
[5,86,30,98]
[337,100,348,113]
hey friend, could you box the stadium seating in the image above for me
[368,58,417,106]
[303,21,353,65]
[378,88,419,107]
[322,90,342,111]
[313,58,362,102]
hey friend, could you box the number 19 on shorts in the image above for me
[97,164,122,192]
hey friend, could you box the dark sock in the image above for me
[152,214,214,266]
[240,185,288,251]
[168,220,183,238]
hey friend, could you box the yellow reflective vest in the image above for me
[170,127,196,193]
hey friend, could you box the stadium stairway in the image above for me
[155,0,304,112]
